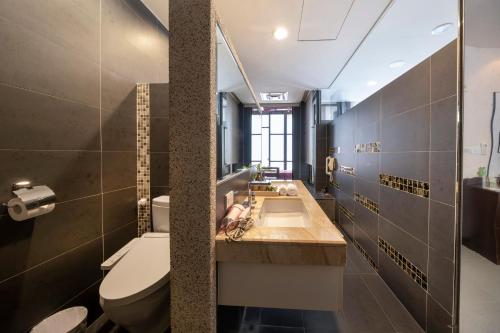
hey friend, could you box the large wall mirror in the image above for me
[216,22,261,180]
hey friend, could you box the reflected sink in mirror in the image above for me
[257,198,311,228]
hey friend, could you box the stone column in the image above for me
[169,0,217,332]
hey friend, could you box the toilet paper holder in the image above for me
[3,181,57,221]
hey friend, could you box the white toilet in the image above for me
[99,196,171,333]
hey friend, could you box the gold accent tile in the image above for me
[379,174,430,198]
[378,237,428,291]
[353,239,377,269]
[355,141,381,153]
[354,192,379,214]
[338,203,354,222]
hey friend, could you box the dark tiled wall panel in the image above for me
[150,83,170,196]
[330,40,457,332]
[0,0,168,331]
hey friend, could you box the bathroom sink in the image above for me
[257,198,311,228]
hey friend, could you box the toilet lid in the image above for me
[99,236,170,306]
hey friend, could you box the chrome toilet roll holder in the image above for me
[2,180,57,221]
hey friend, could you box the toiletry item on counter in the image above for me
[278,185,287,196]
[7,185,56,221]
[286,183,298,196]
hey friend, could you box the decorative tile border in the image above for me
[137,83,151,236]
[355,142,380,153]
[354,192,379,214]
[379,174,429,198]
[338,203,354,222]
[330,179,341,190]
[340,165,355,176]
[353,239,378,269]
[378,237,428,291]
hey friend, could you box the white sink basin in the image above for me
[257,198,310,228]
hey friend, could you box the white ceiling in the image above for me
[215,0,391,104]
[215,0,459,105]
[322,0,458,105]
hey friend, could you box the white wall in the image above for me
[463,46,500,178]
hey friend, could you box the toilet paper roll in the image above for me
[7,197,55,221]
[7,185,56,221]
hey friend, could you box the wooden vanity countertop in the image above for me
[215,180,347,266]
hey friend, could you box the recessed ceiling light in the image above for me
[389,60,406,69]
[367,80,378,87]
[273,27,288,40]
[260,92,288,101]
[431,23,453,35]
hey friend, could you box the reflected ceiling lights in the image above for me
[367,80,378,87]
[273,27,288,40]
[389,60,406,68]
[431,23,453,35]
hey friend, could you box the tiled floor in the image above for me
[460,246,500,333]
[218,238,423,333]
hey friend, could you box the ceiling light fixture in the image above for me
[273,27,288,40]
[431,23,453,35]
[389,60,406,69]
[367,80,378,87]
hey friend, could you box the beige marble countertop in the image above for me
[216,180,346,266]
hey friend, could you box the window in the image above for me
[251,108,293,173]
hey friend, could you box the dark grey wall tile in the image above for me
[333,111,355,149]
[0,0,100,62]
[0,195,101,281]
[426,295,453,333]
[379,217,428,273]
[101,94,137,152]
[102,151,136,192]
[361,275,424,333]
[354,202,378,242]
[151,117,170,152]
[379,186,428,243]
[429,200,455,261]
[428,247,455,313]
[0,150,101,207]
[343,274,395,333]
[336,190,355,213]
[0,16,100,108]
[101,68,138,112]
[378,251,427,329]
[381,59,430,119]
[151,186,170,199]
[380,152,429,181]
[103,187,137,233]
[104,221,138,260]
[0,238,102,333]
[431,41,457,102]
[151,152,169,187]
[0,84,100,151]
[430,151,456,206]
[355,177,379,201]
[356,153,380,183]
[61,280,103,326]
[101,0,168,83]
[335,152,356,171]
[150,83,169,117]
[339,213,354,240]
[431,96,457,151]
[354,224,379,265]
[355,122,379,146]
[381,105,430,152]
[355,92,380,127]
[335,172,354,196]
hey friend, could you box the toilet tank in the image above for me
[152,196,170,232]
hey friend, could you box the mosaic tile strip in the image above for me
[353,239,378,269]
[330,180,341,190]
[354,192,379,214]
[379,174,429,198]
[355,141,380,153]
[338,203,354,222]
[137,83,151,236]
[378,237,428,291]
[340,165,355,176]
